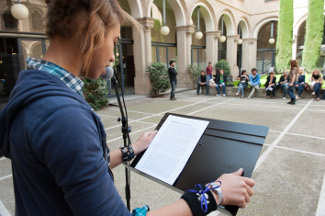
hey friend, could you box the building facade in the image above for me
[0,0,324,97]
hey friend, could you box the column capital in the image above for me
[227,35,240,40]
[242,38,258,44]
[137,17,155,32]
[175,25,195,35]
[206,30,221,38]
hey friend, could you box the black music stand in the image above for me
[128,113,269,216]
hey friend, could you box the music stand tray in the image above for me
[128,113,269,216]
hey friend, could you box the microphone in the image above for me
[101,66,114,80]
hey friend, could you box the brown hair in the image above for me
[290,60,298,72]
[45,0,137,75]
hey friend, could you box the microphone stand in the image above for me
[111,69,132,211]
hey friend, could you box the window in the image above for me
[31,11,43,31]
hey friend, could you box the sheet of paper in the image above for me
[135,115,209,185]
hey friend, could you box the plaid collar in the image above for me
[26,58,84,97]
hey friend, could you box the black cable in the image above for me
[112,67,132,210]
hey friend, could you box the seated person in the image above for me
[309,68,323,101]
[265,71,276,99]
[295,67,305,100]
[236,70,249,98]
[197,71,209,95]
[323,73,325,100]
[279,70,290,99]
[248,68,261,99]
[214,69,227,97]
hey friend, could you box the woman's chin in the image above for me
[85,73,101,80]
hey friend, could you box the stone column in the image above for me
[205,31,221,66]
[292,35,298,60]
[133,17,154,95]
[242,38,258,73]
[215,31,221,65]
[176,25,195,88]
[226,35,240,78]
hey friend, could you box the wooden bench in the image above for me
[208,85,324,98]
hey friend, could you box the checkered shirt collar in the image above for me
[26,57,84,97]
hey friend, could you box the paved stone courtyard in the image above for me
[1,90,325,216]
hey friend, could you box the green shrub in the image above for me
[188,64,201,88]
[302,0,324,72]
[82,77,108,111]
[148,62,170,96]
[215,59,231,76]
[275,0,293,73]
[152,19,165,42]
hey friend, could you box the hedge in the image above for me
[302,0,325,72]
[275,0,293,73]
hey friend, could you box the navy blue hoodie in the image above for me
[0,70,131,216]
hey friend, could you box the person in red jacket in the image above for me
[206,61,213,81]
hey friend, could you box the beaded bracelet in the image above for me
[181,182,221,216]
[119,146,135,162]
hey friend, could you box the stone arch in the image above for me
[293,14,307,36]
[28,6,45,31]
[189,1,216,32]
[218,10,235,36]
[253,17,279,38]
[126,0,142,19]
[238,18,249,38]
[20,43,28,59]
[148,0,186,27]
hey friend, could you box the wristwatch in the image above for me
[209,182,223,206]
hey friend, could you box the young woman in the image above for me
[265,72,276,99]
[279,70,289,99]
[287,60,298,105]
[295,67,305,100]
[0,1,255,216]
[206,61,213,81]
[236,70,249,98]
[309,68,323,101]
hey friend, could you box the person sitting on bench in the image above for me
[197,71,209,95]
[248,68,261,99]
[214,69,227,97]
[265,71,276,99]
[295,67,305,100]
[279,70,289,99]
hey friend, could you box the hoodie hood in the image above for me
[0,70,87,158]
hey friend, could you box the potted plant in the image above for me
[82,77,109,111]
[188,64,201,89]
[148,62,170,97]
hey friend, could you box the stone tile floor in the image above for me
[1,90,325,216]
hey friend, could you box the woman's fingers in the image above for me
[242,177,256,187]
[246,184,255,197]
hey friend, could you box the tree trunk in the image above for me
[275,0,293,73]
[302,0,325,72]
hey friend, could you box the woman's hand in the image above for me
[212,168,255,208]
[132,130,158,155]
